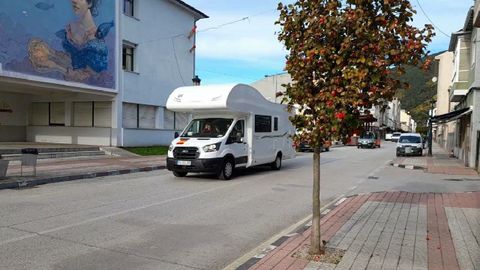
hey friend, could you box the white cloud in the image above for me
[191,0,472,68]
[196,13,286,63]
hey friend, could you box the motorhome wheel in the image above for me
[271,153,282,170]
[218,159,234,180]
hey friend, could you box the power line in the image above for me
[197,9,276,34]
[136,9,277,45]
[415,0,450,38]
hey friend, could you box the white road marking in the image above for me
[335,197,347,206]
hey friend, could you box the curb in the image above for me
[229,195,349,270]
[390,163,425,170]
[0,165,166,190]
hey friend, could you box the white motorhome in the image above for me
[166,84,296,180]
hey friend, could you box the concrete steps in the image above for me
[0,145,107,160]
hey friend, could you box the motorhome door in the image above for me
[227,119,248,167]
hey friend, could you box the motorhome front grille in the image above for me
[173,147,199,159]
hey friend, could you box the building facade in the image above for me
[434,51,457,153]
[0,0,207,146]
[400,109,415,132]
[439,4,480,169]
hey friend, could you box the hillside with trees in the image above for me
[395,52,441,132]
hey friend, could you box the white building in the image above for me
[400,109,415,132]
[251,73,291,103]
[387,98,402,131]
[0,0,207,146]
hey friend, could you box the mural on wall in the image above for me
[0,0,115,89]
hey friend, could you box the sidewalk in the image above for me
[391,143,478,176]
[0,155,166,189]
[244,191,480,270]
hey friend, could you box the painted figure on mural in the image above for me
[27,0,114,84]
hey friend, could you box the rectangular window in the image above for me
[49,102,65,126]
[122,43,136,72]
[123,0,134,17]
[164,109,175,130]
[175,112,190,131]
[139,105,155,129]
[255,115,272,133]
[30,102,65,126]
[73,102,93,127]
[122,103,138,128]
[30,102,49,126]
[274,117,278,131]
[122,103,157,129]
[94,102,112,127]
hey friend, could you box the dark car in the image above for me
[298,141,330,152]
[357,132,377,149]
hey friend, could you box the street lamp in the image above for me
[192,75,201,86]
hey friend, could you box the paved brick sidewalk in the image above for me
[246,191,480,270]
[0,156,166,189]
[392,143,478,176]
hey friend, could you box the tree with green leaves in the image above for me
[276,0,434,255]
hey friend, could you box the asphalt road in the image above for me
[0,142,478,270]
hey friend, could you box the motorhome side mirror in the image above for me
[236,133,243,143]
[174,132,179,139]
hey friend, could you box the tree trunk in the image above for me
[310,146,323,254]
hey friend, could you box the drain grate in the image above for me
[368,176,379,180]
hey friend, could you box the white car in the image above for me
[396,133,423,157]
[385,133,393,141]
[391,132,402,142]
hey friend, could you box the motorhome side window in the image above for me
[274,117,278,131]
[227,120,244,144]
[255,115,272,133]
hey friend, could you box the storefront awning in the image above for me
[431,107,472,123]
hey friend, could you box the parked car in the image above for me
[357,132,378,149]
[385,133,393,141]
[298,141,331,152]
[396,133,423,157]
[391,132,402,142]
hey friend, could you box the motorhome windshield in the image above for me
[181,118,234,138]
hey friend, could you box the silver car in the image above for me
[396,133,423,157]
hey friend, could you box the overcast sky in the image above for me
[187,0,474,85]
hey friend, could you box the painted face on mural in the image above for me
[71,0,91,17]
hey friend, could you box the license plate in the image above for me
[405,147,412,154]
[176,160,191,166]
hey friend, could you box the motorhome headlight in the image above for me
[168,144,174,151]
[203,142,221,153]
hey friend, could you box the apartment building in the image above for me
[0,0,207,146]
[433,51,456,153]
[432,4,480,169]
